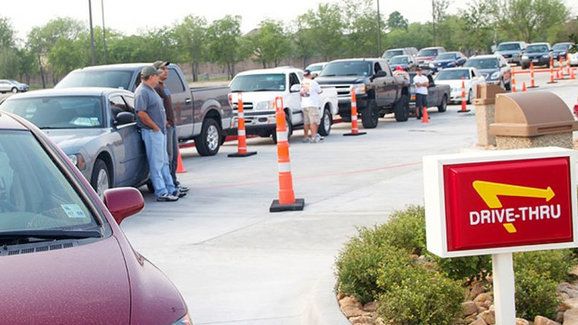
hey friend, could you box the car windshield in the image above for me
[497,43,521,51]
[230,74,286,92]
[320,61,372,77]
[306,64,324,72]
[526,45,549,53]
[418,49,439,57]
[465,58,499,69]
[436,53,457,60]
[0,130,98,233]
[384,50,403,59]
[553,43,571,51]
[2,96,104,129]
[436,69,470,80]
[390,56,409,64]
[55,70,133,90]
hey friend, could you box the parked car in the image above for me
[494,41,526,65]
[569,44,578,66]
[521,42,553,69]
[429,51,467,72]
[56,63,232,156]
[305,62,327,78]
[464,54,512,91]
[552,42,575,60]
[0,88,148,198]
[434,67,486,104]
[382,47,418,62]
[389,55,416,71]
[408,71,450,114]
[0,111,191,324]
[0,79,29,93]
[316,58,411,126]
[416,47,446,67]
[228,67,338,141]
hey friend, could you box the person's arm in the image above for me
[137,111,160,132]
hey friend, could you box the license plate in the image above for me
[532,59,539,63]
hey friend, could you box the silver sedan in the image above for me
[0,88,149,198]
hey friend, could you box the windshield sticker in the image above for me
[61,204,87,219]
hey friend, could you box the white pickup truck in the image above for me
[228,67,338,142]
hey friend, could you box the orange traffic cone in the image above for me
[228,93,257,158]
[458,77,470,113]
[176,149,186,173]
[528,62,538,88]
[270,96,304,212]
[571,67,576,80]
[422,106,429,124]
[548,58,557,84]
[343,86,367,136]
[574,97,578,118]
[511,73,517,92]
[522,82,527,92]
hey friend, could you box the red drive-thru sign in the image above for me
[424,147,578,258]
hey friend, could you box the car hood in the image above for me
[315,76,367,85]
[476,68,499,75]
[0,236,130,324]
[436,79,473,89]
[42,128,107,153]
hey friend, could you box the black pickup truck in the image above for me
[55,63,233,156]
[315,58,410,128]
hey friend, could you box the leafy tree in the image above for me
[247,20,291,68]
[0,17,16,48]
[48,38,87,79]
[432,0,451,45]
[496,0,569,42]
[341,0,384,57]
[0,48,19,79]
[384,23,433,51]
[387,11,409,31]
[173,15,208,81]
[206,15,245,79]
[461,0,499,54]
[296,4,345,61]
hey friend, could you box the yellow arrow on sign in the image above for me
[472,180,555,209]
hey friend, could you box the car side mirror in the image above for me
[103,187,144,225]
[115,111,135,125]
[290,84,301,92]
[374,71,387,78]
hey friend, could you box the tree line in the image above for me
[0,0,576,87]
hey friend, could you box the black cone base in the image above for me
[343,132,367,136]
[270,198,305,212]
[457,109,471,113]
[228,151,257,158]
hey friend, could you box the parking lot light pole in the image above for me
[376,0,381,57]
[88,0,97,66]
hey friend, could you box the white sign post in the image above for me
[492,253,516,324]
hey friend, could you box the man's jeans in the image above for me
[166,126,179,186]
[141,129,176,198]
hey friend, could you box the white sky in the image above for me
[5,0,578,43]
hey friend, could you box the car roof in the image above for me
[235,67,303,76]
[4,87,134,100]
[469,54,501,59]
[0,111,29,130]
[440,67,475,71]
[527,42,550,46]
[69,63,177,72]
[553,42,574,46]
[328,58,383,63]
[499,41,524,44]
[420,47,444,50]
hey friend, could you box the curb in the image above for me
[301,273,350,325]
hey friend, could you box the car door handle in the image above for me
[185,98,192,104]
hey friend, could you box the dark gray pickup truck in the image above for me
[55,63,233,156]
[315,58,410,128]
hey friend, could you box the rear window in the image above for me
[436,53,457,60]
[526,45,549,53]
[497,43,521,51]
[390,56,409,64]
[464,58,499,70]
[56,70,133,90]
[418,49,439,57]
[230,74,286,92]
[320,61,372,77]
[384,50,404,59]
[436,69,470,80]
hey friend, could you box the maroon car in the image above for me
[0,111,192,324]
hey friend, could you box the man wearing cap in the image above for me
[300,69,323,143]
[153,61,188,194]
[135,65,181,202]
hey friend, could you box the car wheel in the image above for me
[394,95,409,122]
[11,87,18,93]
[272,112,292,143]
[361,99,379,129]
[318,107,332,136]
[467,89,473,104]
[91,159,110,200]
[146,180,155,193]
[504,81,511,91]
[195,118,221,156]
[437,95,447,113]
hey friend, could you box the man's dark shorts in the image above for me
[416,94,427,118]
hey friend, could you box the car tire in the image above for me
[91,159,110,199]
[195,118,221,156]
[504,81,511,91]
[318,107,332,136]
[361,99,379,129]
[272,111,292,143]
[467,89,473,104]
[437,95,447,113]
[394,95,410,122]
[11,87,18,93]
[146,180,154,193]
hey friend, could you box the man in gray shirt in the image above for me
[135,65,183,201]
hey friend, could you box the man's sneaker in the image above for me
[173,190,187,198]
[156,193,179,202]
[313,135,324,143]
[178,185,190,193]
[302,137,311,143]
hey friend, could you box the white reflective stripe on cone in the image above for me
[238,129,246,136]
[276,131,288,142]
[352,115,358,121]
[351,103,357,108]
[239,146,247,151]
[238,112,244,119]
[278,162,292,173]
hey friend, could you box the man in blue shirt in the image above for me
[135,65,183,202]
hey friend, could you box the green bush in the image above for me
[515,268,559,320]
[434,254,492,282]
[378,266,464,325]
[514,249,574,283]
[381,205,427,255]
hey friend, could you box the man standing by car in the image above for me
[135,66,180,202]
[413,67,429,119]
[153,61,189,194]
[300,69,323,143]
